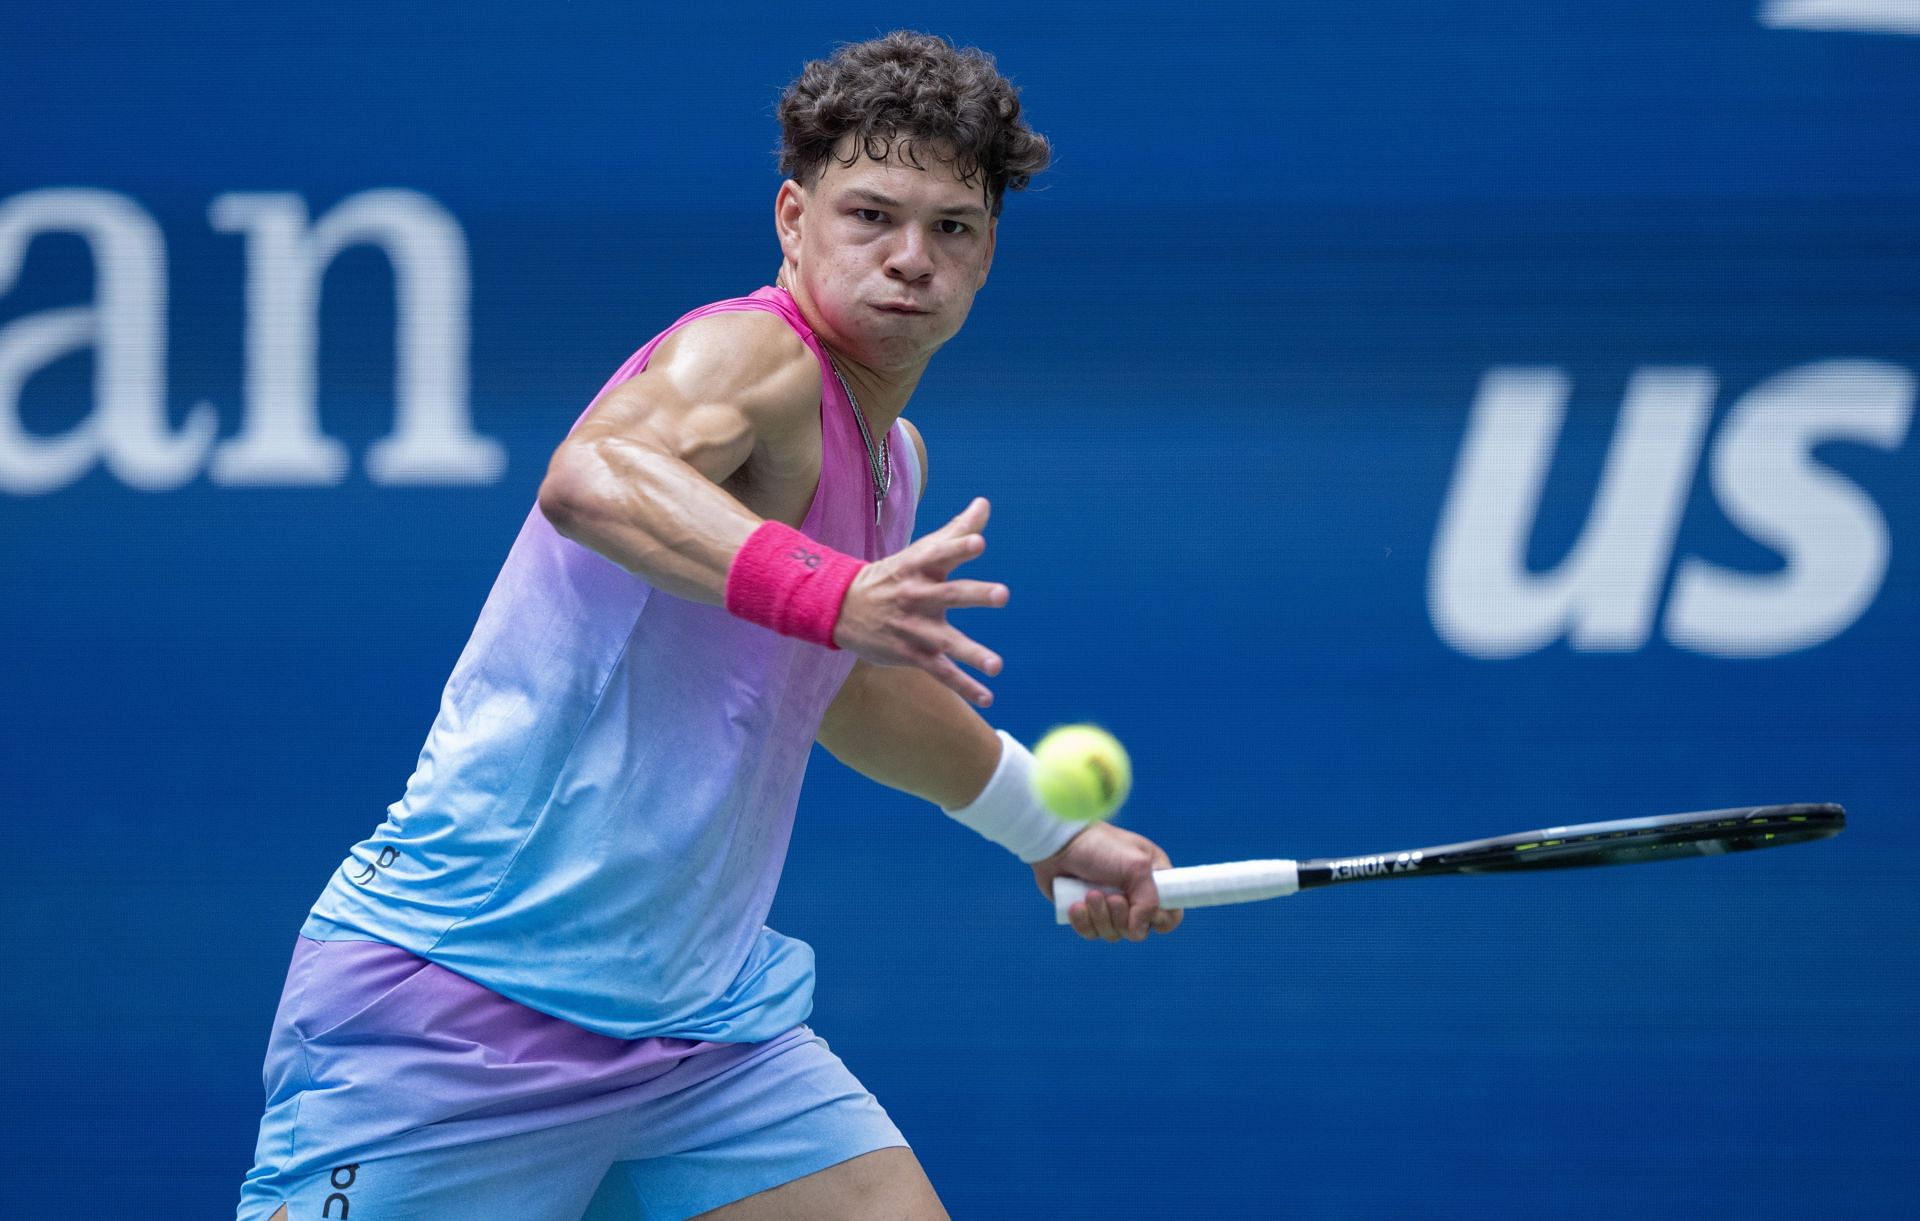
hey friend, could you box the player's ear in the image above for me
[775,179,806,265]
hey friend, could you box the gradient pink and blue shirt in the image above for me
[302,287,919,1042]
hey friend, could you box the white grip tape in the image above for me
[1051,859,1300,924]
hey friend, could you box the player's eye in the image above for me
[853,208,887,224]
[936,219,970,236]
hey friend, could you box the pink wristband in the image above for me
[724,521,865,649]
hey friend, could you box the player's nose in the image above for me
[884,227,934,281]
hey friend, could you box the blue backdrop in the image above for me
[3,3,1916,1217]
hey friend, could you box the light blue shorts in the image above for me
[237,938,906,1220]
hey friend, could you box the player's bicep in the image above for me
[562,389,756,493]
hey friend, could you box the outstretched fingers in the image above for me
[911,497,990,565]
[930,653,995,708]
[835,496,1011,703]
[920,578,1008,611]
[904,500,1004,701]
[939,625,1002,679]
[934,496,991,540]
[910,620,1000,703]
[911,528,987,581]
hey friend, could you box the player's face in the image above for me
[776,136,997,372]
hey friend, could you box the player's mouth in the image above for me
[871,302,931,315]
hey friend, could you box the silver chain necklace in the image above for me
[825,353,892,525]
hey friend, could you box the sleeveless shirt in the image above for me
[302,287,920,1041]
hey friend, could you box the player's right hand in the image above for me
[833,497,1009,706]
[1033,822,1184,943]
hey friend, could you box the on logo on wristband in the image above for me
[726,521,866,649]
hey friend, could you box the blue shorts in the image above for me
[237,938,906,1220]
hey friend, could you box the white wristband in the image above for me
[942,731,1086,863]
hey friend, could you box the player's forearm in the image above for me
[817,662,1002,809]
[538,435,759,605]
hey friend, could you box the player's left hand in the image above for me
[1030,822,1184,943]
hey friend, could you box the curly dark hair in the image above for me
[777,31,1051,218]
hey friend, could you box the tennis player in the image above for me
[238,30,1181,1221]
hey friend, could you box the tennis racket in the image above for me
[1051,802,1845,923]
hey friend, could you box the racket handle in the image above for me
[1052,860,1301,924]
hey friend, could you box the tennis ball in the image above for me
[1031,724,1132,822]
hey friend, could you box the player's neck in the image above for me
[775,275,926,428]
[822,350,922,434]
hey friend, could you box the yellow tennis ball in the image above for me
[1031,724,1132,822]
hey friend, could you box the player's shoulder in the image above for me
[897,417,929,501]
[645,306,820,423]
